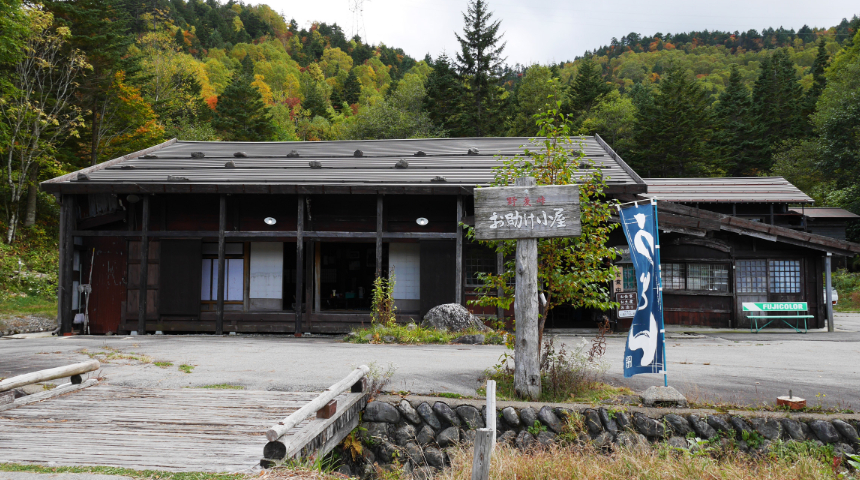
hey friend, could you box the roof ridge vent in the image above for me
[233,152,247,158]
[467,148,479,155]
[190,152,205,158]
[354,149,364,158]
[414,150,426,156]
[120,165,135,170]
[431,176,447,183]
[287,150,300,158]
[142,154,158,159]
[75,172,90,181]
[309,161,322,169]
[225,160,236,168]
[167,175,189,181]
[395,159,409,169]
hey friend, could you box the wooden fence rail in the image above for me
[0,360,100,393]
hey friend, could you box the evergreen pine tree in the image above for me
[423,54,465,136]
[213,65,275,141]
[455,0,506,136]
[711,65,756,175]
[803,39,829,121]
[749,49,805,169]
[175,28,187,52]
[568,57,612,117]
[631,65,714,177]
[343,69,361,105]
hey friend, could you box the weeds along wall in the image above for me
[340,398,860,479]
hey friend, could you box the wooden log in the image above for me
[513,177,540,401]
[471,428,493,480]
[486,380,496,449]
[265,365,369,442]
[0,361,100,392]
[216,194,226,335]
[0,379,98,412]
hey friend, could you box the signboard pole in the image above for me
[513,177,540,400]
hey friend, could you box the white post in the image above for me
[471,428,493,480]
[826,253,834,333]
[486,380,496,449]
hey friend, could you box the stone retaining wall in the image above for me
[349,397,860,479]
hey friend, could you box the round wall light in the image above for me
[416,217,429,226]
[264,217,277,226]
[126,194,140,203]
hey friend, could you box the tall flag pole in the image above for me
[617,200,667,382]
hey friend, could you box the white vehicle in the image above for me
[823,287,839,306]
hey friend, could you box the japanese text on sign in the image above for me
[488,208,567,230]
[474,184,581,240]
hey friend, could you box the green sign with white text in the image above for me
[742,302,807,312]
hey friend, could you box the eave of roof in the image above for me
[641,177,813,204]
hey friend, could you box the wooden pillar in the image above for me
[376,194,383,276]
[496,251,505,322]
[314,242,321,313]
[456,195,463,305]
[137,195,150,335]
[826,253,834,332]
[295,195,304,335]
[58,195,75,335]
[304,239,313,332]
[215,194,226,335]
[513,177,540,400]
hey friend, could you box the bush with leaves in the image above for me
[370,271,396,327]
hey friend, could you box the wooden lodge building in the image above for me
[43,137,860,335]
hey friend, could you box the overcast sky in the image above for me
[255,0,858,65]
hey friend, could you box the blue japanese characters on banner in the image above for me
[618,201,666,378]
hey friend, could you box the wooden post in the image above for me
[456,195,463,305]
[314,242,321,313]
[826,253,834,332]
[137,195,150,335]
[496,252,505,322]
[295,195,304,335]
[513,177,540,400]
[376,194,383,275]
[304,239,313,332]
[471,428,493,480]
[215,194,226,335]
[58,195,75,335]
[486,379,496,449]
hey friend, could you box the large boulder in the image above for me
[421,304,489,332]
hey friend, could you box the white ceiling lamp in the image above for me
[416,217,429,226]
[264,217,277,226]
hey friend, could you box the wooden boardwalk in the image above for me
[0,384,358,473]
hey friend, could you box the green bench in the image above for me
[743,302,813,334]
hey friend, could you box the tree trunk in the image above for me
[6,210,18,244]
[23,167,39,227]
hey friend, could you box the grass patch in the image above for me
[178,364,195,374]
[80,346,153,364]
[439,443,841,480]
[0,463,244,480]
[0,294,57,318]
[345,323,503,345]
[435,392,467,399]
[198,384,244,390]
[154,361,173,368]
[481,372,632,404]
[832,269,860,312]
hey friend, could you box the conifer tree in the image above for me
[567,57,612,118]
[343,69,361,105]
[455,0,506,136]
[711,65,756,175]
[803,39,829,121]
[749,49,804,168]
[213,61,274,141]
[631,65,713,177]
[423,54,465,136]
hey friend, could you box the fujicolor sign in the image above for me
[743,302,807,312]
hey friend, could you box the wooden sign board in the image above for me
[616,292,637,318]
[474,185,581,240]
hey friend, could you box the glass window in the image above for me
[622,267,636,290]
[662,263,686,290]
[769,260,801,293]
[201,258,244,301]
[465,248,497,287]
[687,264,729,292]
[737,260,767,293]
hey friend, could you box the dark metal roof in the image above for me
[641,177,813,204]
[788,207,860,219]
[43,137,647,195]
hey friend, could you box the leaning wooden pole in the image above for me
[0,360,100,392]
[265,365,369,442]
[513,176,540,400]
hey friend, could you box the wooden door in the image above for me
[159,240,202,315]
[83,237,127,334]
[419,240,455,317]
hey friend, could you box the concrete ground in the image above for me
[1,313,858,409]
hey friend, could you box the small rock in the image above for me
[832,420,860,444]
[502,406,521,428]
[801,421,813,440]
[412,466,435,480]
[748,418,782,441]
[668,436,688,449]
[689,415,717,439]
[498,430,517,445]
[382,335,395,343]
[398,399,422,424]
[538,406,563,433]
[515,430,535,450]
[591,431,613,448]
[633,412,665,438]
[361,422,390,442]
[833,443,856,457]
[417,425,435,445]
[437,426,460,447]
[598,408,619,435]
[664,414,693,436]
[406,323,417,331]
[584,409,604,435]
[433,402,461,427]
[424,447,445,468]
[706,415,733,434]
[616,432,649,451]
[404,442,424,465]
[780,418,805,441]
[808,420,840,444]
[460,429,476,446]
[520,407,538,430]
[365,401,401,423]
[456,405,484,429]
[730,416,753,438]
[453,334,485,344]
[640,385,688,407]
[336,465,351,476]
[375,440,398,464]
[615,411,633,432]
[537,431,557,447]
[416,402,442,431]
[394,424,417,446]
[421,304,489,332]
[363,334,373,341]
